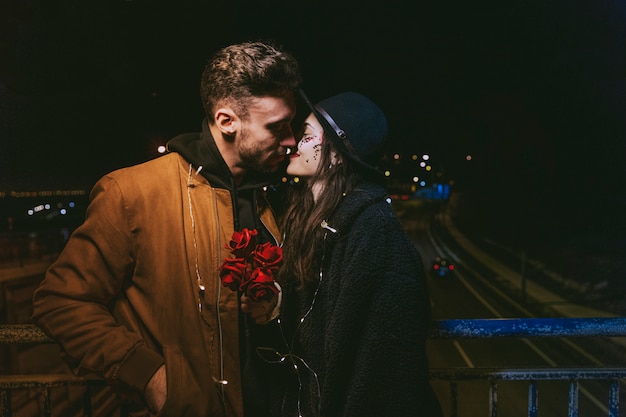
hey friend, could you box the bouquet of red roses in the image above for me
[219,228,282,302]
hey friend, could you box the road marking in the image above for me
[429,228,610,414]
[453,340,475,368]
[455,270,610,414]
[520,338,557,366]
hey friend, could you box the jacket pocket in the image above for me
[156,347,222,417]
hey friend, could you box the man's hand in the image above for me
[145,364,167,414]
[241,283,281,324]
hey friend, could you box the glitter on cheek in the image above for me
[313,144,322,161]
[299,135,318,148]
[300,135,323,164]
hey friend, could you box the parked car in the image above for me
[432,257,455,278]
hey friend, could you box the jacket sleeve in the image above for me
[322,207,439,417]
[31,174,164,395]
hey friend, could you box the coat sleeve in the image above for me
[322,207,440,417]
[31,174,164,395]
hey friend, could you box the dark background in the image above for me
[1,0,625,250]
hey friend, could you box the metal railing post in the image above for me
[2,389,11,417]
[450,381,458,417]
[608,380,620,417]
[567,380,578,417]
[528,381,538,417]
[489,379,497,417]
[42,386,52,417]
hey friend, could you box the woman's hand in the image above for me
[240,283,281,324]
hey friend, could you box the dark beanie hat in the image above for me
[300,90,388,179]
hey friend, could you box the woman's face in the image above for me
[286,113,325,178]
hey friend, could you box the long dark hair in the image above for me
[278,135,362,286]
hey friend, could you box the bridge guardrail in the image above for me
[429,317,626,417]
[1,318,625,416]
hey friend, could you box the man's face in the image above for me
[236,94,297,173]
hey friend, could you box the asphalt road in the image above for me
[393,198,626,416]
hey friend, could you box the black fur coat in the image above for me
[267,182,442,417]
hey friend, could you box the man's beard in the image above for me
[238,127,280,174]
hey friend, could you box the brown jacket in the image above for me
[31,152,281,417]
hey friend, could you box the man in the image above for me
[31,40,301,417]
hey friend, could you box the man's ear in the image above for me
[214,107,239,136]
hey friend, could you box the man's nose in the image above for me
[280,125,296,148]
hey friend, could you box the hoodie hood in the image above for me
[166,119,283,191]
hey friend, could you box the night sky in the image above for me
[1,0,625,237]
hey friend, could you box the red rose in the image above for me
[219,229,282,303]
[219,258,249,292]
[227,228,258,258]
[252,242,283,272]
[244,268,279,301]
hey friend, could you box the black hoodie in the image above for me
[167,119,286,237]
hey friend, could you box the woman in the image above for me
[263,91,442,417]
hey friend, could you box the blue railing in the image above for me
[1,318,625,416]
[431,317,626,338]
[429,317,626,417]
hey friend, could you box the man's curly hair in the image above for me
[200,41,302,123]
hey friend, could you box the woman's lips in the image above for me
[290,153,300,159]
